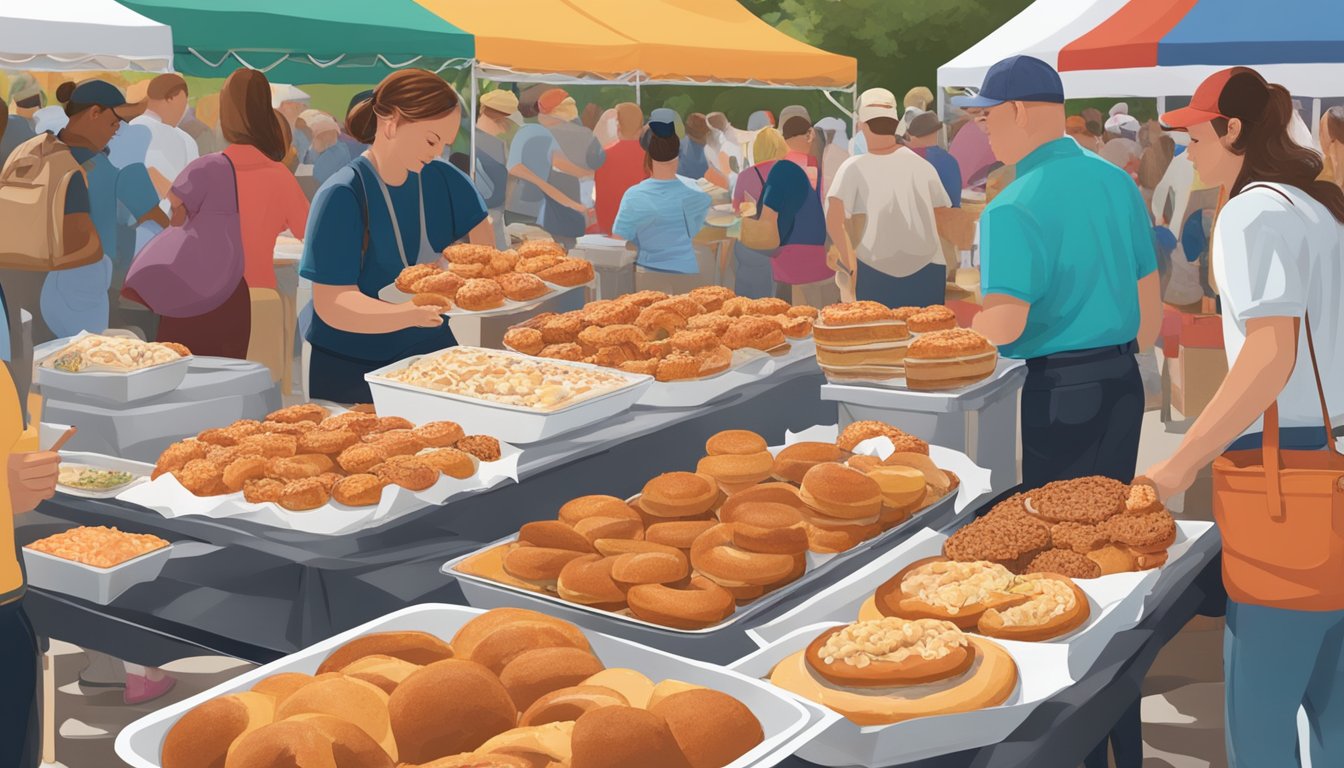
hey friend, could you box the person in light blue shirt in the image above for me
[613,118,712,292]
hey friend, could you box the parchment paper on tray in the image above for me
[117,445,521,537]
[731,622,1072,767]
[633,336,817,408]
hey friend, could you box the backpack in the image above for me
[0,133,102,271]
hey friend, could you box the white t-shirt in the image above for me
[131,111,199,211]
[828,147,951,277]
[1212,183,1344,432]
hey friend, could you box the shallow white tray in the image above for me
[115,604,819,768]
[444,442,990,640]
[55,451,152,500]
[36,346,190,404]
[22,540,171,605]
[731,622,1072,766]
[379,280,590,318]
[366,348,653,444]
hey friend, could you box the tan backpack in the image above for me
[0,133,102,271]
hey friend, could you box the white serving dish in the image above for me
[366,348,653,444]
[730,622,1072,766]
[444,442,990,640]
[115,604,821,768]
[22,540,171,605]
[36,351,191,405]
[379,279,590,318]
[55,451,152,500]
[634,337,817,409]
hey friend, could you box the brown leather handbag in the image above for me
[1213,317,1344,610]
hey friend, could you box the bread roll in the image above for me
[389,660,518,764]
[457,614,590,674]
[498,646,605,710]
[580,668,655,709]
[570,706,692,768]
[223,716,394,768]
[519,685,629,727]
[275,675,397,760]
[163,692,274,768]
[340,654,422,694]
[649,689,765,768]
[249,672,312,706]
[478,721,574,765]
[316,631,452,675]
[645,679,704,711]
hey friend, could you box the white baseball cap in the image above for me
[270,84,311,109]
[857,87,900,123]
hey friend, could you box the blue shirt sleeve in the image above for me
[64,172,90,215]
[612,186,646,243]
[300,179,365,286]
[761,161,807,239]
[115,163,160,220]
[422,160,489,247]
[682,186,712,237]
[981,201,1049,304]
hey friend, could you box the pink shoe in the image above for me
[123,673,176,705]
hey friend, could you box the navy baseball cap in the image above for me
[952,56,1064,109]
[70,79,146,121]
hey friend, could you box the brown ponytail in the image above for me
[220,68,286,163]
[1213,68,1344,223]
[56,81,96,118]
[346,69,460,145]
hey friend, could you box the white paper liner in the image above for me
[730,622,1072,766]
[445,426,993,635]
[634,336,817,408]
[115,604,819,768]
[116,446,522,537]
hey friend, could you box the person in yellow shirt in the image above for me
[1,331,61,767]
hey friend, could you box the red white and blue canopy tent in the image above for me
[939,0,1344,124]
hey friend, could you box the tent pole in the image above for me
[470,62,478,181]
[635,73,642,106]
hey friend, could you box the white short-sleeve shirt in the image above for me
[828,148,951,278]
[1212,183,1344,432]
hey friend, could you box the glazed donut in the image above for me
[626,575,736,629]
[609,549,689,587]
[690,524,801,588]
[555,555,626,608]
[518,520,594,552]
[591,539,685,558]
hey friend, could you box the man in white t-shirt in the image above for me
[130,74,199,206]
[826,87,952,307]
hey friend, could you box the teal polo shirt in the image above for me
[981,137,1156,359]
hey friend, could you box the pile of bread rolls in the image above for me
[456,422,958,630]
[161,608,763,768]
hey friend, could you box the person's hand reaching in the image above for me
[9,451,60,515]
[401,305,446,329]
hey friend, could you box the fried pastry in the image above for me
[495,272,549,302]
[332,474,387,507]
[374,456,438,491]
[395,264,440,293]
[421,448,476,479]
[456,278,506,311]
[537,258,595,287]
[503,327,546,355]
[457,435,502,462]
[278,478,330,511]
[411,271,466,298]
[723,316,786,351]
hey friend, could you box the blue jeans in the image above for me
[855,261,945,307]
[733,241,776,300]
[1225,601,1344,767]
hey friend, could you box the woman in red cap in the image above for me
[1143,67,1344,767]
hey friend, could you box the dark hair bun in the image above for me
[55,82,77,105]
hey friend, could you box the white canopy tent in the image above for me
[0,0,173,73]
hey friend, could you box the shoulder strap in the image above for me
[352,158,372,272]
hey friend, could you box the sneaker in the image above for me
[123,673,176,705]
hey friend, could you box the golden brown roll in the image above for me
[163,692,274,768]
[222,456,269,493]
[609,548,690,587]
[250,672,313,705]
[581,668,655,709]
[274,675,397,759]
[317,631,453,675]
[374,455,438,491]
[222,714,394,768]
[704,429,768,456]
[867,465,928,514]
[771,442,845,484]
[413,420,466,448]
[649,689,765,768]
[570,706,692,768]
[477,721,575,767]
[696,452,775,493]
[389,659,518,764]
[799,463,884,521]
[517,520,594,552]
[401,754,530,768]
[278,477,331,512]
[645,519,718,551]
[626,576,736,629]
[518,684,629,727]
[718,483,805,521]
[498,646,606,710]
[691,524,801,588]
[267,404,330,425]
[420,448,477,479]
[558,495,641,527]
[465,618,593,675]
[641,472,720,519]
[340,654,422,694]
[297,427,360,456]
[338,443,388,475]
[802,519,881,554]
[502,545,591,588]
[646,679,706,711]
[448,608,584,660]
[556,554,627,608]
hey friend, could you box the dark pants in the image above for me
[156,279,251,359]
[308,334,457,405]
[856,261,945,307]
[1021,340,1144,488]
[0,599,40,768]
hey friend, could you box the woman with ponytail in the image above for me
[1142,68,1344,767]
[298,69,492,403]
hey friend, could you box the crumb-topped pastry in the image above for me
[906,305,957,333]
[903,328,998,390]
[835,421,929,455]
[814,302,909,348]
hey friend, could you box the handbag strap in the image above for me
[1246,181,1341,519]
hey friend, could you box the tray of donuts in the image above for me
[116,403,522,537]
[117,605,833,768]
[500,286,819,409]
[444,423,991,651]
[381,240,595,317]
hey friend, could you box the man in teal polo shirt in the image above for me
[959,56,1162,488]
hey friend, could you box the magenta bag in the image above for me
[123,153,244,318]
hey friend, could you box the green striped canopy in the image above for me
[120,0,474,84]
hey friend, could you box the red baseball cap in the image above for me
[537,88,571,115]
[1160,68,1236,129]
